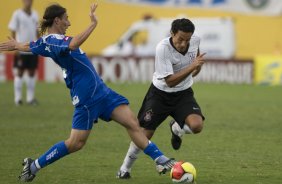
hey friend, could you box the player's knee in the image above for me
[190,120,203,134]
[66,140,86,153]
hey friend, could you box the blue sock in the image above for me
[36,141,69,170]
[143,141,163,161]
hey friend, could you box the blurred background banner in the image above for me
[110,0,282,16]
[102,17,236,59]
[254,55,282,85]
[0,0,282,84]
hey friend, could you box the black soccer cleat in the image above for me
[18,158,36,182]
[27,99,38,106]
[170,120,182,150]
[116,170,131,179]
[15,100,23,106]
[156,158,176,174]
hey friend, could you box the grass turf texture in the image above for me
[0,82,281,184]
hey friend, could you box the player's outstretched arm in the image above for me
[69,3,98,50]
[0,37,30,52]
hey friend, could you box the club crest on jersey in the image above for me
[188,52,196,62]
[72,96,80,106]
[144,109,153,122]
[45,46,51,52]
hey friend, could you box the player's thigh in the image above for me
[100,89,130,123]
[138,95,170,131]
[172,94,205,128]
[111,104,139,129]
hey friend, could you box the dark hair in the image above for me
[39,4,66,35]
[171,18,195,34]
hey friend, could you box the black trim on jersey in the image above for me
[169,37,189,56]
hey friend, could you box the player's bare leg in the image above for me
[117,129,154,179]
[19,129,91,182]
[111,104,176,176]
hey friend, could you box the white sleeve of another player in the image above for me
[155,44,173,79]
[34,10,39,25]
[8,10,18,31]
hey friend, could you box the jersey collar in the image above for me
[169,37,189,56]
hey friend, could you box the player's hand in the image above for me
[0,36,17,52]
[192,53,206,69]
[89,3,98,25]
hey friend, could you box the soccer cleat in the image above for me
[27,99,38,106]
[116,170,131,179]
[156,158,176,174]
[15,100,23,106]
[18,158,36,182]
[170,120,182,150]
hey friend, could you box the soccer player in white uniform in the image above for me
[8,0,39,105]
[117,18,206,179]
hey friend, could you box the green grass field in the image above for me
[0,82,281,184]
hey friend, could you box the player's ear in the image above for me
[170,31,174,37]
[54,17,60,25]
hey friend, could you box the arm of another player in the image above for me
[165,52,206,87]
[192,48,203,77]
[68,3,98,50]
[0,37,30,52]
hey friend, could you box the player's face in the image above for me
[22,0,33,9]
[57,13,71,35]
[171,31,193,53]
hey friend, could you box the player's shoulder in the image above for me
[191,34,200,42]
[11,9,22,16]
[31,9,39,19]
[190,34,201,46]
[44,34,71,43]
[156,37,171,51]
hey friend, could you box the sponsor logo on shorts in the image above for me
[144,109,153,122]
[193,107,200,110]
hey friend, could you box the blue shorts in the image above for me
[72,89,129,130]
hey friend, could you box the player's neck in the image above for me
[47,27,63,35]
[23,7,32,15]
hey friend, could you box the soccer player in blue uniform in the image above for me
[0,3,176,182]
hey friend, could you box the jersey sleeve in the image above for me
[8,10,18,31]
[29,38,46,56]
[155,44,174,79]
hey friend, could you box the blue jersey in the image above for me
[30,34,110,107]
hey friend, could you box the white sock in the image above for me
[26,76,36,102]
[172,121,185,137]
[172,121,194,136]
[183,124,194,134]
[14,76,23,103]
[119,141,141,172]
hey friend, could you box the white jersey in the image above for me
[8,9,39,54]
[152,36,200,92]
